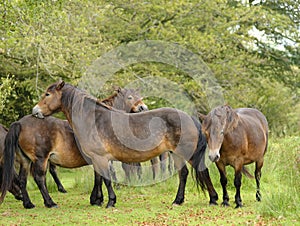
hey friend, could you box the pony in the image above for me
[0,87,148,208]
[29,80,218,208]
[0,124,22,201]
[199,105,268,208]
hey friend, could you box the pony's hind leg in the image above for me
[255,160,264,201]
[11,169,23,201]
[172,154,189,205]
[150,157,160,180]
[49,163,67,193]
[18,163,35,209]
[32,159,57,208]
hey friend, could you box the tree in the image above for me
[0,0,299,134]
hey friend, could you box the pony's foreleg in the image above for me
[255,160,264,201]
[122,163,132,183]
[49,163,67,193]
[103,177,116,208]
[172,155,188,205]
[234,170,243,208]
[202,168,219,205]
[92,158,116,208]
[216,162,230,207]
[90,171,103,206]
[32,159,57,208]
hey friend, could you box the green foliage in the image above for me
[0,75,16,114]
[0,77,36,127]
[0,0,299,134]
[258,137,300,219]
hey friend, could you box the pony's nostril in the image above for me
[209,153,220,162]
[138,105,148,112]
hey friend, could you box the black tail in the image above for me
[190,116,209,193]
[0,122,21,203]
[242,166,254,179]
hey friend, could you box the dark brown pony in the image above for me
[200,105,268,208]
[0,124,22,201]
[0,87,148,208]
[29,81,218,208]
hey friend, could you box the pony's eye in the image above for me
[220,130,224,135]
[128,95,133,100]
[45,93,50,97]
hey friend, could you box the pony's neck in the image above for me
[60,84,112,125]
[60,85,78,123]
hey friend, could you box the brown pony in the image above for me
[200,105,268,208]
[30,81,218,208]
[0,124,22,201]
[0,87,148,209]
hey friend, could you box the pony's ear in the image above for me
[198,112,207,122]
[56,80,65,90]
[113,86,121,93]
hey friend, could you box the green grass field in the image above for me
[0,137,299,225]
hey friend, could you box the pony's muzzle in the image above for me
[208,151,220,162]
[132,103,148,113]
[32,105,45,119]
[138,104,148,112]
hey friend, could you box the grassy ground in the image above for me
[0,137,299,225]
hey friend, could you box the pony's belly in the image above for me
[49,152,88,168]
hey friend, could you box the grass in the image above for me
[0,137,299,225]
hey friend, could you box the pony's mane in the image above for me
[60,83,114,111]
[219,105,239,132]
[100,92,118,107]
[204,105,239,132]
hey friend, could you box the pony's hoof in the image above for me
[172,202,182,207]
[58,188,67,193]
[172,198,184,206]
[106,200,116,208]
[209,201,218,206]
[45,202,58,208]
[90,199,103,206]
[235,204,243,208]
[256,194,261,202]
[221,202,230,207]
[24,203,35,209]
[105,203,115,208]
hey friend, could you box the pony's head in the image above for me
[113,87,148,113]
[199,105,238,162]
[32,80,65,119]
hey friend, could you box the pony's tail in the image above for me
[242,166,254,179]
[0,122,21,204]
[190,116,209,193]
